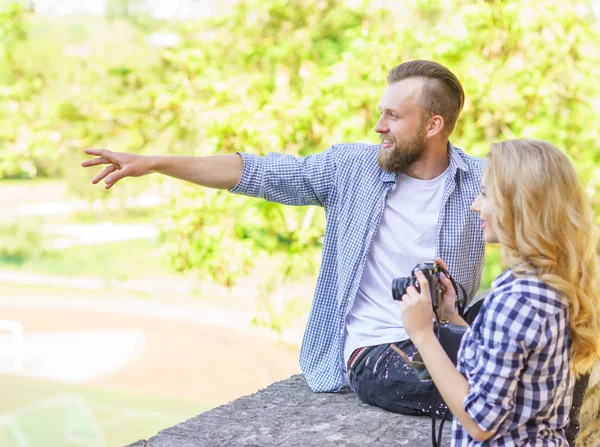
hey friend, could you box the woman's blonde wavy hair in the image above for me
[486,139,600,377]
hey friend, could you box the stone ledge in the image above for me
[126,374,450,446]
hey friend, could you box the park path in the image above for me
[0,293,302,406]
[0,185,306,405]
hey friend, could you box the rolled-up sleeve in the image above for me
[229,152,266,198]
[229,148,336,207]
[462,295,541,433]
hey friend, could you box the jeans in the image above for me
[347,338,444,416]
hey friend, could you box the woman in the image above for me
[399,139,600,446]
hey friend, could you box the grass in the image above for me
[67,206,167,225]
[0,374,212,447]
[0,182,167,228]
[0,281,154,300]
[0,179,67,208]
[0,238,172,280]
[0,178,177,282]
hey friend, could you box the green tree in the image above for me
[158,0,600,286]
[105,0,148,20]
[2,0,599,290]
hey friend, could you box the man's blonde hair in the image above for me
[387,60,464,137]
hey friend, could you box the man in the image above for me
[83,60,486,416]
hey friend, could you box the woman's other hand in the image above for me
[435,257,457,321]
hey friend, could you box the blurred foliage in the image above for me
[1,0,599,288]
[0,220,44,263]
[250,269,310,335]
[105,0,148,21]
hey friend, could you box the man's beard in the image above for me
[377,125,428,174]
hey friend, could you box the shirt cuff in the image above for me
[228,152,265,198]
[463,384,512,433]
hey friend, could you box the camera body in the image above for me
[392,262,444,317]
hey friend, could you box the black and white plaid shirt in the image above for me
[453,269,574,446]
[231,142,485,392]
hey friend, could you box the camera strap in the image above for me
[430,321,452,447]
[429,271,468,447]
[431,387,451,447]
[438,267,468,317]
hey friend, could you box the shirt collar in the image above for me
[448,142,469,173]
[491,268,514,289]
[379,142,469,183]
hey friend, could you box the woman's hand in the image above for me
[435,257,457,321]
[399,270,435,346]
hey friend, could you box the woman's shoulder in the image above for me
[491,270,565,314]
[482,270,567,343]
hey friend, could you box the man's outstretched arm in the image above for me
[82,149,243,190]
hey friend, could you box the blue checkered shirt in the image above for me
[453,269,574,446]
[230,142,485,392]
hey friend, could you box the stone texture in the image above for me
[576,361,600,447]
[126,366,600,447]
[126,374,451,447]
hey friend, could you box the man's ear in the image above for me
[426,115,445,138]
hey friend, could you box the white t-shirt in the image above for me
[343,167,450,364]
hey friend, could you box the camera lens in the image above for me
[392,277,411,301]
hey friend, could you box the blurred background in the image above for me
[0,0,599,445]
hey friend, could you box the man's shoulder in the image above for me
[451,145,485,168]
[464,153,486,170]
[323,143,380,171]
[327,142,379,157]
[450,145,485,183]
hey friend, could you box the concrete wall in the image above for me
[126,374,451,447]
[127,363,600,447]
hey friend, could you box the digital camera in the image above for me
[391,261,468,365]
[391,262,443,317]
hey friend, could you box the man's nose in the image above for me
[374,118,388,134]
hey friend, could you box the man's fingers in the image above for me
[85,148,108,157]
[82,157,112,168]
[92,164,118,184]
[103,168,130,189]
[82,148,131,190]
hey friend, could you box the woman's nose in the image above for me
[471,195,481,213]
